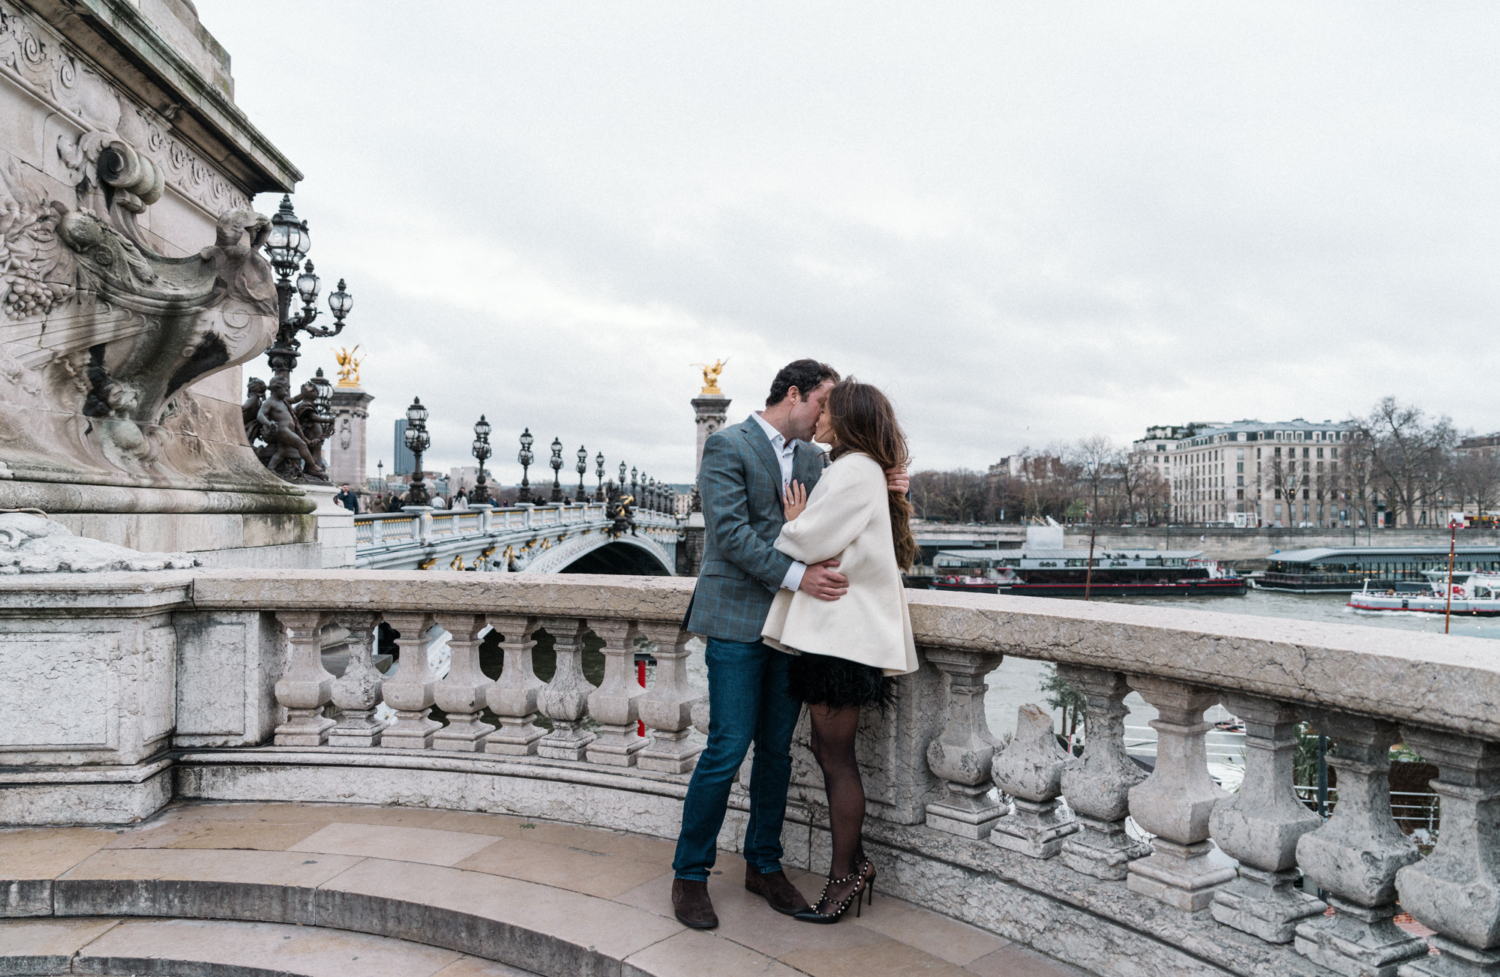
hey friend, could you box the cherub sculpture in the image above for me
[257,377,325,480]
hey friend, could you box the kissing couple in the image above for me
[671,359,919,928]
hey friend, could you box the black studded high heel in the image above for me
[792,865,869,924]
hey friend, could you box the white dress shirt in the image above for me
[750,411,807,592]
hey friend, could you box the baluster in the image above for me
[923,648,1007,839]
[1058,667,1150,879]
[379,611,441,749]
[273,610,336,746]
[636,625,705,774]
[536,617,597,760]
[1208,695,1325,942]
[432,613,495,751]
[1125,676,1235,911]
[1294,713,1426,975]
[991,703,1079,857]
[585,619,647,765]
[371,519,384,545]
[328,612,386,747]
[483,615,546,754]
[1394,729,1500,977]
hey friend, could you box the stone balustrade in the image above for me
[5,571,1500,977]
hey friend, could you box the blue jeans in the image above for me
[673,637,802,882]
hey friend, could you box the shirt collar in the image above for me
[750,411,793,452]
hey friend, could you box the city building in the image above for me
[393,419,417,475]
[1135,419,1356,527]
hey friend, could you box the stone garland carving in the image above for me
[0,2,247,219]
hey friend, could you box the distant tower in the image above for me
[682,361,731,575]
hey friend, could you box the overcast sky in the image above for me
[194,1,1500,482]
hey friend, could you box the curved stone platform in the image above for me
[0,801,1087,977]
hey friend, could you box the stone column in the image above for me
[586,618,647,766]
[1294,713,1425,976]
[536,617,597,760]
[1059,666,1151,880]
[1393,729,1500,977]
[484,615,546,755]
[273,610,336,746]
[991,704,1079,858]
[1209,695,1325,943]
[432,613,495,752]
[328,612,386,747]
[379,611,441,749]
[924,647,1007,839]
[329,385,373,491]
[636,625,706,774]
[1125,676,1235,911]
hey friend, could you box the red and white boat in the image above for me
[1347,570,1500,616]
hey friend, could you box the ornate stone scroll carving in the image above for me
[924,647,1007,839]
[1294,713,1426,977]
[1394,729,1500,977]
[1208,695,1325,943]
[991,703,1079,858]
[484,615,546,756]
[1125,676,1235,911]
[1058,666,1151,880]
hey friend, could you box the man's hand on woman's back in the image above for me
[884,466,909,495]
[800,559,848,601]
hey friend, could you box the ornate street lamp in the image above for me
[575,445,588,503]
[471,415,492,505]
[517,428,535,503]
[549,437,564,503]
[403,397,431,507]
[619,461,627,492]
[595,452,605,501]
[261,196,353,388]
[630,467,638,503]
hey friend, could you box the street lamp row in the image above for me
[397,400,674,513]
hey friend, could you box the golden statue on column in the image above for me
[334,346,364,388]
[694,358,728,395]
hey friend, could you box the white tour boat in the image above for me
[1347,569,1500,616]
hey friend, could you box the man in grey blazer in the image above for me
[671,358,907,928]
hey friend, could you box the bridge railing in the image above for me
[7,569,1495,976]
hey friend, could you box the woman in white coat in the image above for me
[761,378,919,923]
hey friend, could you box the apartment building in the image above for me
[1133,419,1356,527]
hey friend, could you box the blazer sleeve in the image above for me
[774,461,876,566]
[699,431,795,593]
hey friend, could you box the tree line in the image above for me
[910,397,1500,527]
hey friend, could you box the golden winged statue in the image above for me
[693,358,728,395]
[334,346,364,387]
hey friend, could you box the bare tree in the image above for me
[1453,450,1500,517]
[1069,435,1121,523]
[1361,397,1457,527]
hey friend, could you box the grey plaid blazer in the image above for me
[685,418,828,642]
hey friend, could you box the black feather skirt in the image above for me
[786,651,895,711]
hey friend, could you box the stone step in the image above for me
[0,916,535,976]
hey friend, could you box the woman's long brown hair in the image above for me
[825,379,918,570]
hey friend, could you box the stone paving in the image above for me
[0,801,1092,977]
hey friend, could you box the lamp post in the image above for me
[261,195,352,388]
[471,415,492,504]
[517,428,534,503]
[575,446,588,503]
[619,461,627,494]
[631,467,638,504]
[595,452,605,501]
[549,437,564,503]
[403,397,431,507]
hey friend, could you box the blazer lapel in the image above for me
[742,418,788,492]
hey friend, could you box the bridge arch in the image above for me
[522,530,676,575]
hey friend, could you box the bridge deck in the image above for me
[1,801,1091,977]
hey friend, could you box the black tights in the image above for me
[808,703,865,881]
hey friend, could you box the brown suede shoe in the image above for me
[672,878,719,929]
[745,866,812,915]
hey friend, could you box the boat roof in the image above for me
[936,548,1205,560]
[1272,546,1500,562]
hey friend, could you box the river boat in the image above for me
[1256,545,1500,593]
[929,547,1246,597]
[1347,570,1500,616]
